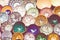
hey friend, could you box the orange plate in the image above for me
[48,33,59,40]
[54,6,60,16]
[1,5,12,13]
[12,32,23,40]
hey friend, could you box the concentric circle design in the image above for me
[40,24,53,35]
[12,33,23,40]
[54,23,60,35]
[35,15,48,26]
[48,33,59,40]
[24,33,35,40]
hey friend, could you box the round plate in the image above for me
[2,31,12,40]
[24,32,35,40]
[40,24,53,35]
[0,0,10,6]
[48,14,60,25]
[0,12,9,23]
[13,6,26,17]
[12,32,23,40]
[8,0,24,9]
[1,5,12,13]
[54,6,60,16]
[27,24,39,35]
[36,0,51,9]
[13,21,26,33]
[50,0,60,7]
[40,8,53,18]
[36,34,47,40]
[48,33,59,40]
[54,23,60,35]
[9,12,22,25]
[35,15,48,26]
[1,21,8,32]
[4,24,13,32]
[22,15,35,26]
[27,8,39,17]
[25,3,36,11]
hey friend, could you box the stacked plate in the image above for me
[0,0,60,40]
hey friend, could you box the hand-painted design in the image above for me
[27,8,39,17]
[48,33,59,40]
[22,15,35,26]
[12,33,23,40]
[2,31,12,40]
[40,24,53,35]
[54,23,60,35]
[48,14,60,25]
[8,0,24,9]
[35,15,48,26]
[54,6,60,16]
[0,12,9,23]
[9,12,22,25]
[40,8,53,18]
[27,24,39,35]
[4,24,13,32]
[13,6,26,17]
[36,34,47,40]
[25,3,36,11]
[24,33,35,40]
[13,21,25,33]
